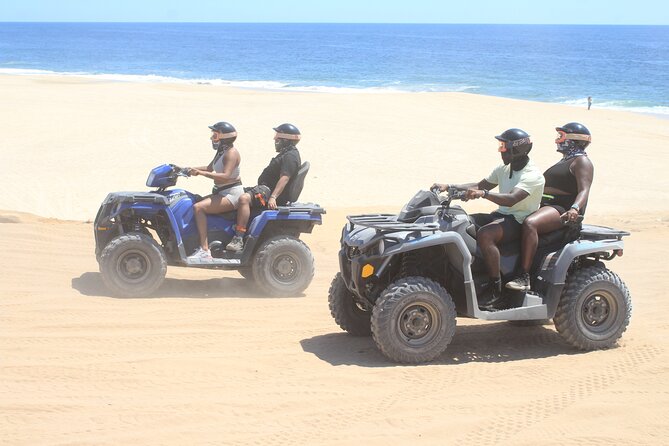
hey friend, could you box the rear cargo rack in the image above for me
[580,224,630,241]
[277,203,326,216]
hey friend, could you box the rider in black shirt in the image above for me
[226,124,302,252]
[506,122,594,291]
[256,145,301,206]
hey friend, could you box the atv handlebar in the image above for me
[431,186,468,201]
[169,164,191,177]
[447,187,468,201]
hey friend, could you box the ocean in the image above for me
[1,23,668,115]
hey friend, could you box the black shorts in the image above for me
[244,185,271,208]
[541,194,575,216]
[540,203,567,215]
[471,212,522,244]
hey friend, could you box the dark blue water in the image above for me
[1,23,667,114]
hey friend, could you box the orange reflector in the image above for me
[97,227,109,231]
[361,264,375,278]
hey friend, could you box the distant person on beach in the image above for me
[432,128,544,310]
[225,123,302,252]
[588,96,592,110]
[186,122,243,262]
[506,122,594,292]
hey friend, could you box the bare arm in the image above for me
[271,175,291,199]
[432,179,497,192]
[266,174,291,210]
[476,187,529,207]
[560,156,594,221]
[193,148,240,183]
[571,156,594,211]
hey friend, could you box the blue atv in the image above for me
[94,163,325,297]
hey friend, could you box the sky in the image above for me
[0,0,668,25]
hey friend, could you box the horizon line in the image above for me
[1,21,668,26]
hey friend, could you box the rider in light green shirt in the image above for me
[432,128,544,310]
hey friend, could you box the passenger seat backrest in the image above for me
[285,161,310,204]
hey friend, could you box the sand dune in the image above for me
[2,75,669,445]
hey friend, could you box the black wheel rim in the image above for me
[116,249,151,283]
[271,253,300,284]
[580,290,618,334]
[397,299,440,347]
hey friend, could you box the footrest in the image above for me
[477,304,548,321]
[523,292,543,307]
[185,257,241,266]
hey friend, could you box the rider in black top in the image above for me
[506,122,594,291]
[226,123,302,252]
[256,145,301,206]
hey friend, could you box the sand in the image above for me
[2,74,669,445]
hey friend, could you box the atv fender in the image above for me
[379,232,480,316]
[539,239,625,286]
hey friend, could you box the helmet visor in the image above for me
[211,130,237,141]
[274,132,301,141]
[555,130,568,144]
[555,129,591,144]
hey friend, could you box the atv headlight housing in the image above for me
[346,244,360,259]
[362,239,385,256]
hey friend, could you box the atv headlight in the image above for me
[362,239,385,256]
[146,171,156,187]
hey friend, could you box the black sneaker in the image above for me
[479,279,505,311]
[506,273,530,291]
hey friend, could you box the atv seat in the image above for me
[285,161,310,204]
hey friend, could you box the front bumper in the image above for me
[338,242,389,305]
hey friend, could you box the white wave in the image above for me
[0,68,188,83]
[0,67,483,94]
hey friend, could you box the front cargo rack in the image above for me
[347,214,440,233]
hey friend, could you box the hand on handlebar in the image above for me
[431,183,448,193]
[169,164,192,177]
[465,188,485,200]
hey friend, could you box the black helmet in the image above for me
[273,123,301,151]
[495,128,533,157]
[273,123,301,139]
[555,122,591,152]
[208,121,237,139]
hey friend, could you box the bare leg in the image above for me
[193,195,235,250]
[520,207,564,273]
[235,193,252,231]
[477,222,505,279]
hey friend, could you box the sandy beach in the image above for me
[2,74,669,445]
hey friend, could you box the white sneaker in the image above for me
[187,247,213,264]
[226,235,244,252]
[506,273,531,291]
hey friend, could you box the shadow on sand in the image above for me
[72,271,302,299]
[301,322,580,367]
